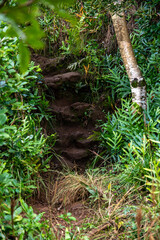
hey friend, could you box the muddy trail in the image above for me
[30,54,106,238]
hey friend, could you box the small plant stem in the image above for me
[87,221,114,238]
[136,208,142,240]
[145,216,160,239]
[109,186,134,219]
[11,198,15,235]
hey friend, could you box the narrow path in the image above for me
[30,54,107,239]
[33,54,105,169]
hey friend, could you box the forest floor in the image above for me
[32,197,92,239]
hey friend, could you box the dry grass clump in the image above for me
[51,173,89,207]
[46,170,160,240]
[51,170,109,208]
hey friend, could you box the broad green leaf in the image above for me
[24,21,44,49]
[20,199,28,212]
[144,168,156,173]
[14,206,22,217]
[0,13,25,39]
[2,6,38,24]
[64,228,71,240]
[68,216,76,221]
[18,41,30,74]
[0,132,10,138]
[0,113,7,125]
[12,102,24,110]
[149,139,160,144]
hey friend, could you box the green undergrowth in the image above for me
[47,162,160,239]
[0,21,56,239]
[39,0,159,106]
[0,0,160,239]
[38,0,160,239]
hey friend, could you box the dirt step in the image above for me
[56,137,95,149]
[62,148,89,160]
[70,102,92,116]
[32,55,66,74]
[56,126,93,147]
[75,138,95,148]
[50,101,93,123]
[50,105,76,122]
[45,72,81,88]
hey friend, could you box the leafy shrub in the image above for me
[0,162,53,239]
[0,116,50,188]
[97,98,160,185]
[0,32,53,182]
[98,100,143,160]
[0,22,56,239]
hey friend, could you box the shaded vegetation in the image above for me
[0,0,160,239]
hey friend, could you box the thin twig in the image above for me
[87,187,134,239]
[145,215,160,239]
[109,186,134,218]
[87,221,114,239]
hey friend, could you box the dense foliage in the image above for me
[0,0,75,73]
[0,21,56,239]
[0,0,160,239]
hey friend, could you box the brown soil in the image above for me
[31,199,96,239]
[33,54,106,170]
[31,55,106,238]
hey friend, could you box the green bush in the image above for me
[0,22,56,239]
[0,162,54,240]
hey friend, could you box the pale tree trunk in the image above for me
[110,1,147,113]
